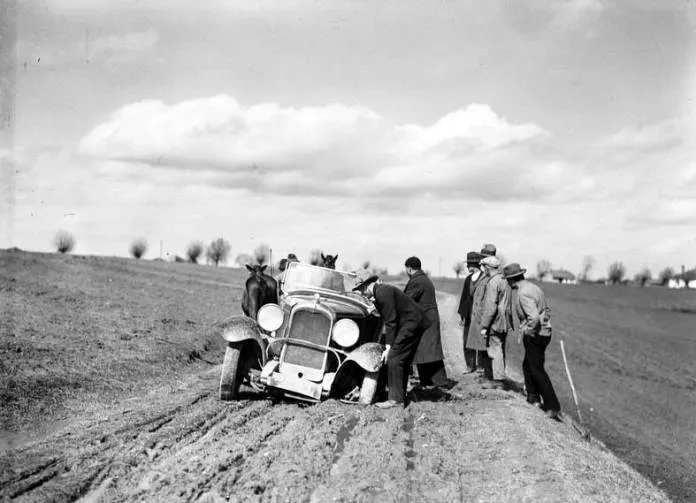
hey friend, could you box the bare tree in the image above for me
[253,244,271,265]
[658,267,674,286]
[53,230,76,254]
[607,261,626,285]
[634,268,652,287]
[536,260,552,280]
[580,256,594,282]
[129,238,148,259]
[361,260,371,270]
[308,249,322,266]
[453,262,464,278]
[186,241,204,264]
[235,253,254,267]
[206,238,231,267]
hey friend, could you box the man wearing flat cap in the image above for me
[504,263,561,420]
[352,269,427,408]
[403,256,448,388]
[477,255,513,389]
[457,251,485,374]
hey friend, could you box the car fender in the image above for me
[216,316,267,365]
[343,342,383,373]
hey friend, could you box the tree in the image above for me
[253,244,271,265]
[308,249,322,266]
[129,238,148,259]
[658,267,674,286]
[361,260,371,270]
[453,262,464,278]
[607,261,626,285]
[53,230,76,254]
[186,241,204,264]
[536,260,552,280]
[580,256,594,282]
[634,268,652,287]
[206,238,231,267]
[235,253,254,267]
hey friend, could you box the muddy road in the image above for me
[1,294,668,503]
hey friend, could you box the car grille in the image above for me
[283,309,331,370]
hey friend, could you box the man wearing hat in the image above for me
[504,263,561,420]
[352,270,427,409]
[477,255,513,389]
[403,256,448,388]
[457,251,485,374]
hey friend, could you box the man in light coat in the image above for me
[403,256,448,388]
[504,263,561,420]
[458,251,485,374]
[478,255,513,389]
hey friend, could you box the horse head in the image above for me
[320,253,338,269]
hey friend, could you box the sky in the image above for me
[1,0,695,278]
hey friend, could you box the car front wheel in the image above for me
[219,342,244,401]
[358,370,379,405]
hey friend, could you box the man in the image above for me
[504,263,561,420]
[403,256,448,388]
[478,255,513,389]
[352,269,426,409]
[457,251,485,374]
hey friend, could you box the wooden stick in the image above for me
[560,340,590,440]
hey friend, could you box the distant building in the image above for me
[540,269,577,285]
[668,266,696,289]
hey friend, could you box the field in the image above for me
[431,276,696,502]
[0,250,676,502]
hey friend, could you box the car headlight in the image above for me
[257,304,284,332]
[332,319,360,348]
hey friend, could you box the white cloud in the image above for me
[79,96,573,201]
[89,27,159,63]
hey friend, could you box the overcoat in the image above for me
[404,270,444,364]
[465,273,491,351]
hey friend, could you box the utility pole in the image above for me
[159,240,163,260]
[439,256,442,278]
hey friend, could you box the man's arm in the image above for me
[518,290,540,335]
[376,287,398,346]
[404,280,424,303]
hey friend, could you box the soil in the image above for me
[0,252,670,502]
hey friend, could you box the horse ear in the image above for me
[245,264,253,272]
[260,265,267,272]
[334,254,338,261]
[321,252,326,260]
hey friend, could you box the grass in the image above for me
[430,275,696,502]
[0,249,245,432]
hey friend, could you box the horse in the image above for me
[241,264,278,320]
[320,252,338,269]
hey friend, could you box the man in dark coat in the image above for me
[403,256,448,388]
[352,270,427,409]
[457,251,485,374]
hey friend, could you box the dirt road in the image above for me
[0,294,668,502]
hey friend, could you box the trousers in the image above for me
[486,332,507,381]
[417,360,448,387]
[522,334,560,412]
[387,325,423,402]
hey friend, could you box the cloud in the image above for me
[549,0,605,29]
[88,28,159,64]
[79,95,579,201]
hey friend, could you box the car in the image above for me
[218,261,385,404]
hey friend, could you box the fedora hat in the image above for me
[480,243,497,256]
[466,251,482,267]
[351,269,379,291]
[503,262,527,279]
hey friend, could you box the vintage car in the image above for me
[218,262,385,404]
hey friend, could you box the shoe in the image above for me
[462,368,476,375]
[481,381,504,390]
[546,410,561,421]
[375,400,403,409]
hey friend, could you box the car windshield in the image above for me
[283,263,354,293]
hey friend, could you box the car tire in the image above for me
[358,370,379,405]
[219,342,243,401]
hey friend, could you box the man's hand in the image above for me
[458,318,466,328]
[381,345,391,364]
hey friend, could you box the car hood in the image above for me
[281,290,375,318]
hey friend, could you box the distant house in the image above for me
[668,267,696,289]
[540,269,577,285]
